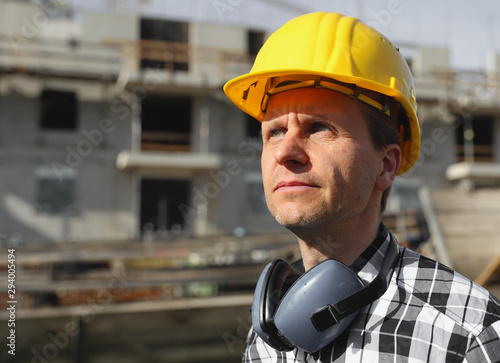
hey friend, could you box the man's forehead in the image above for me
[262,88,362,123]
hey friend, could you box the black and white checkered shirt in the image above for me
[243,225,500,362]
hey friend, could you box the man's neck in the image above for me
[296,216,381,271]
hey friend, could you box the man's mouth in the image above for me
[274,181,319,192]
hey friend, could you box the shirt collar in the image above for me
[350,223,394,285]
[291,223,394,285]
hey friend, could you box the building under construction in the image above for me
[0,1,500,362]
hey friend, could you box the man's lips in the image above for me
[274,181,319,192]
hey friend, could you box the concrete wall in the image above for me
[413,47,450,76]
[402,118,457,188]
[0,93,135,244]
[189,22,249,84]
[82,12,138,44]
[0,1,40,36]
[487,52,500,75]
[190,22,246,52]
[0,1,81,42]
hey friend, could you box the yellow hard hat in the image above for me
[224,12,420,175]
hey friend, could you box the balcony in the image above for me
[116,151,221,176]
[446,162,500,190]
[0,35,123,79]
[106,38,253,89]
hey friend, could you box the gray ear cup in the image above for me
[251,259,301,351]
[273,259,365,352]
[251,237,399,353]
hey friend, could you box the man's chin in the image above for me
[272,211,318,231]
[270,205,341,234]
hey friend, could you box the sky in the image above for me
[71,0,500,71]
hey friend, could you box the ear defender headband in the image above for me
[251,237,399,353]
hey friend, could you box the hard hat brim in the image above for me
[224,69,420,175]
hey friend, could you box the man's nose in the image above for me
[273,131,309,166]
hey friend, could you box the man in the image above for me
[224,12,500,362]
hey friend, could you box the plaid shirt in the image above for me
[243,225,500,362]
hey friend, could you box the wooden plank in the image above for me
[12,264,266,292]
[1,295,253,363]
[0,232,297,266]
[0,294,253,320]
[475,252,500,287]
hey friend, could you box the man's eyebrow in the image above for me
[306,113,346,125]
[261,118,281,128]
[308,114,330,122]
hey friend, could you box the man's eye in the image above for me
[269,128,285,138]
[311,123,329,133]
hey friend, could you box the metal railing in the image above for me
[418,186,454,268]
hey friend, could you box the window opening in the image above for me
[35,167,77,214]
[40,89,77,130]
[140,18,189,71]
[248,30,265,60]
[141,96,192,151]
[455,114,494,162]
[140,178,191,240]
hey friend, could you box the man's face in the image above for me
[261,87,386,235]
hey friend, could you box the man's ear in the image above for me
[376,144,401,192]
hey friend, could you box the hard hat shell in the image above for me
[224,12,420,175]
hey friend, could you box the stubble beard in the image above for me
[270,202,344,241]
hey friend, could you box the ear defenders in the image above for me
[251,237,399,353]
